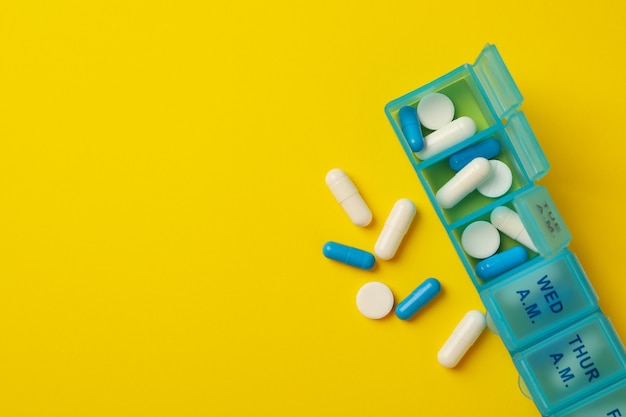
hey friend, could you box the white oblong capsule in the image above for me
[437,310,486,368]
[325,168,372,227]
[490,206,538,252]
[415,116,477,160]
[374,198,416,260]
[435,157,491,209]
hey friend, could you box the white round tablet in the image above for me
[416,93,455,130]
[356,282,394,319]
[477,160,513,198]
[461,220,500,259]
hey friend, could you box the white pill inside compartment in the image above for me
[461,220,501,259]
[417,93,455,131]
[477,160,513,198]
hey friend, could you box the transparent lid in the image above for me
[480,249,599,352]
[473,44,523,119]
[514,186,572,257]
[553,378,626,417]
[505,112,550,180]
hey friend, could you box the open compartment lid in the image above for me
[473,44,523,119]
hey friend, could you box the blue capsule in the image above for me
[475,246,528,280]
[448,138,501,171]
[399,106,424,152]
[395,278,441,320]
[322,241,375,270]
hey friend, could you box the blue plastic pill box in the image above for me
[384,44,626,417]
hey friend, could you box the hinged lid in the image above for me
[505,111,550,180]
[514,186,572,257]
[473,44,523,119]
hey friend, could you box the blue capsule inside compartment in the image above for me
[395,278,441,320]
[476,246,528,280]
[448,138,502,171]
[399,106,424,152]
[322,241,376,270]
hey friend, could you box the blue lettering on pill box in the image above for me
[607,409,622,417]
[516,274,564,324]
[548,334,600,389]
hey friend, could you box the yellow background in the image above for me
[0,1,625,416]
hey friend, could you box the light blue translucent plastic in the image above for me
[513,314,626,415]
[448,186,570,290]
[480,249,599,352]
[551,378,626,417]
[473,44,523,120]
[514,185,572,258]
[384,44,626,416]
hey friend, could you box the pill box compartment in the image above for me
[449,207,540,288]
[385,66,496,161]
[385,44,532,162]
[447,186,571,289]
[417,114,547,226]
[513,313,626,416]
[480,249,599,353]
[551,378,626,417]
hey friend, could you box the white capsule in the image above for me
[437,310,486,368]
[435,157,491,209]
[374,198,416,260]
[415,116,477,160]
[326,168,372,227]
[490,206,538,252]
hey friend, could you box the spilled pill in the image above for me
[356,282,394,319]
[323,241,376,270]
[438,310,486,368]
[395,278,441,320]
[374,198,416,260]
[326,168,372,227]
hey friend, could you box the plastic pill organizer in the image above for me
[384,44,626,417]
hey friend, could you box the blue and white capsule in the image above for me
[475,246,528,280]
[323,241,376,270]
[448,138,502,171]
[399,106,424,152]
[395,278,441,320]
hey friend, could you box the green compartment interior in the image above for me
[420,135,530,224]
[388,73,495,159]
[451,206,538,286]
[490,255,592,341]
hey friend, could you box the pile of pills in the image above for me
[400,94,514,211]
[461,206,538,280]
[323,128,487,367]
